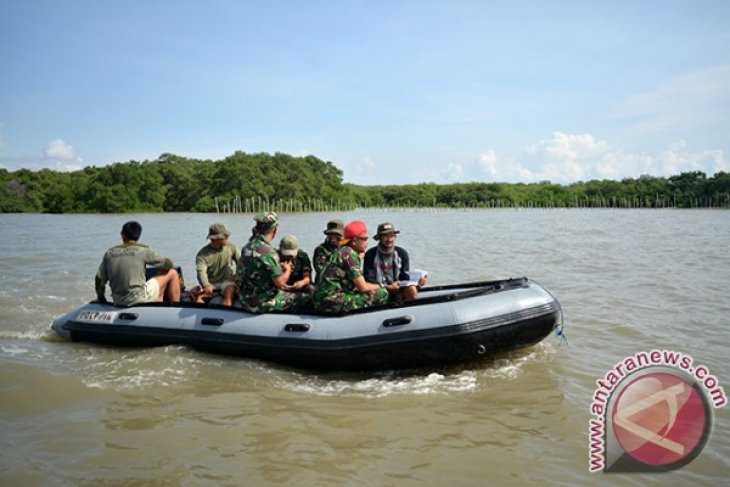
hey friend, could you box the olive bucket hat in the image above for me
[207,223,231,240]
[324,219,345,236]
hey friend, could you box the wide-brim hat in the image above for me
[324,219,344,236]
[207,223,231,240]
[373,222,399,240]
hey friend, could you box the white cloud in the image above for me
[525,132,612,182]
[593,150,654,180]
[658,142,727,176]
[41,138,84,171]
[0,133,84,171]
[618,64,730,134]
[472,132,728,184]
[477,150,535,182]
[44,139,79,160]
[440,162,464,181]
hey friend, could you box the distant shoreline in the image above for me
[2,208,728,217]
[2,152,728,213]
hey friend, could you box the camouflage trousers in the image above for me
[241,290,311,313]
[313,287,389,314]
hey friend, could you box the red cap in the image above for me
[344,220,368,239]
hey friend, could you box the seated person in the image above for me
[312,219,344,284]
[236,212,310,313]
[193,223,240,306]
[95,221,180,306]
[278,234,313,292]
[314,220,389,314]
[363,222,427,301]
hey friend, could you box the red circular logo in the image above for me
[611,371,709,467]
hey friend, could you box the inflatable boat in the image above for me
[51,277,561,371]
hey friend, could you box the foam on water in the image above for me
[278,345,554,398]
[0,328,53,341]
[79,346,197,391]
[279,370,478,398]
[85,365,188,390]
[1,344,30,356]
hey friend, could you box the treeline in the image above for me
[0,152,351,213]
[1,151,729,213]
[352,171,730,209]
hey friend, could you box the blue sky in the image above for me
[1,0,729,185]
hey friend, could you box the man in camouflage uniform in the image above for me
[237,212,310,313]
[312,219,344,284]
[314,220,389,314]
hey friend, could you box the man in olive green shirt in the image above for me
[194,223,241,306]
[95,221,180,306]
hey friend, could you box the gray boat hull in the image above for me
[52,278,561,371]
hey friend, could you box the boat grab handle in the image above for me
[382,316,412,327]
[202,318,224,326]
[284,323,310,332]
[119,313,138,320]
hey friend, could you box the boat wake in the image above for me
[46,341,557,396]
[80,346,206,391]
[278,343,555,398]
[281,370,479,397]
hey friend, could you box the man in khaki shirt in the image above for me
[96,221,180,306]
[194,223,240,306]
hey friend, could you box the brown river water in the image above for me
[1,210,728,486]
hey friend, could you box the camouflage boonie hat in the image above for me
[207,223,231,240]
[254,212,278,230]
